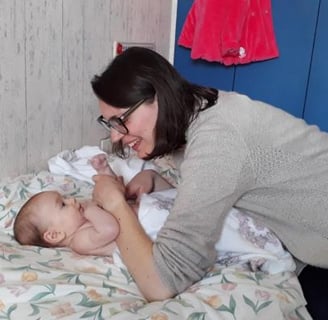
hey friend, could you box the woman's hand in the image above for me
[125,170,156,201]
[92,175,126,214]
[126,170,173,201]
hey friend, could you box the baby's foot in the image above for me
[90,154,115,176]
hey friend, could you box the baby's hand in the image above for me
[81,201,97,218]
[90,154,115,176]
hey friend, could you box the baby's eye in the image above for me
[62,201,66,207]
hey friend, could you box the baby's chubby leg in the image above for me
[90,154,116,176]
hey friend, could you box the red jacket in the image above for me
[178,0,279,66]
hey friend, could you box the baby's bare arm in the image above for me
[70,202,119,255]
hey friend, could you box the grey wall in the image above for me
[0,0,176,179]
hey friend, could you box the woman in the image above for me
[91,47,328,317]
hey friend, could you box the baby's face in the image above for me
[36,191,87,235]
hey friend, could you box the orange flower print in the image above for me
[101,255,114,264]
[50,302,75,318]
[204,295,222,308]
[151,312,169,320]
[0,300,5,311]
[87,289,102,301]
[276,292,290,303]
[0,243,16,254]
[221,282,237,291]
[255,289,271,301]
[120,300,144,312]
[21,271,38,282]
[77,267,99,274]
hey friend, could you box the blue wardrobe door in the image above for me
[174,0,235,91]
[174,0,325,124]
[233,0,319,118]
[303,0,328,132]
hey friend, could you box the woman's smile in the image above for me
[99,99,158,158]
[127,138,141,151]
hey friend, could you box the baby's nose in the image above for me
[67,197,77,206]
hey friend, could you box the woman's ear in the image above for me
[43,229,66,245]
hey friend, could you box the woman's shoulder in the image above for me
[197,91,255,119]
[196,90,297,132]
[191,91,253,131]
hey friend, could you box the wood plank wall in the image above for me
[0,0,174,179]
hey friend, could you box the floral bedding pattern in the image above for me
[0,171,311,319]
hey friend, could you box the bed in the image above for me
[0,149,312,320]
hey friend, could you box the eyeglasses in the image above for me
[97,99,145,135]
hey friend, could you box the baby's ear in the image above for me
[43,229,65,245]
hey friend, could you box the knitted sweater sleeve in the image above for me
[152,114,255,294]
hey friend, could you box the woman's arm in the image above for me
[92,174,173,301]
[125,169,173,201]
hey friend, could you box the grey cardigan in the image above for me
[153,91,328,294]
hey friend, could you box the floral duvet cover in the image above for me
[0,171,311,320]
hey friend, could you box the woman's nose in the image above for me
[110,130,125,143]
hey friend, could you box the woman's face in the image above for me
[99,99,158,159]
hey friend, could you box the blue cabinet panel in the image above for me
[303,0,328,131]
[174,0,234,90]
[174,0,325,127]
[233,0,319,117]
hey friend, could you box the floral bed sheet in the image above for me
[0,171,311,319]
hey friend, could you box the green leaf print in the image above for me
[80,310,104,320]
[243,295,273,314]
[217,295,237,320]
[29,304,41,316]
[0,253,25,262]
[30,285,56,301]
[0,304,17,319]
[102,280,118,296]
[187,312,207,320]
[77,293,102,308]
[121,267,134,284]
[3,186,11,198]
[19,187,30,200]
[221,274,234,284]
[244,272,264,285]
[55,273,87,287]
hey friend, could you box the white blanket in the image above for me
[48,146,296,274]
[48,145,156,185]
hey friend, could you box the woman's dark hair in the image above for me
[91,47,218,160]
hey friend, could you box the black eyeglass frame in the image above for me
[97,99,145,134]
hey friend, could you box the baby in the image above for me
[14,153,296,274]
[13,190,120,255]
[13,154,173,256]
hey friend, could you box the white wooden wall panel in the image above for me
[62,0,84,150]
[109,0,166,55]
[25,0,63,172]
[0,1,26,176]
[0,0,175,179]
[158,0,174,59]
[82,0,112,146]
